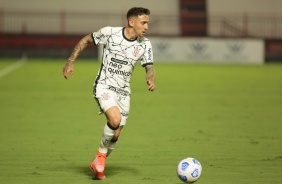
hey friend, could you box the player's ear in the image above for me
[128,18,134,27]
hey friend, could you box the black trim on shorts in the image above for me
[93,95,103,114]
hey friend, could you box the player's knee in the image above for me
[108,116,121,129]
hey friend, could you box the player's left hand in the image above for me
[147,80,155,91]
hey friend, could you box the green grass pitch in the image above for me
[0,58,282,184]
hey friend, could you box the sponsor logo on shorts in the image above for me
[108,86,129,97]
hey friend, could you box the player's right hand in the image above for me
[63,61,74,79]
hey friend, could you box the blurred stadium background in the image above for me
[1,0,282,62]
[1,1,282,183]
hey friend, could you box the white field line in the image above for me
[0,58,27,78]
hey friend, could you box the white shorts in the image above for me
[93,84,130,126]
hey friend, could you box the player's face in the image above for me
[131,14,149,37]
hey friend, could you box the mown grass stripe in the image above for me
[0,58,27,78]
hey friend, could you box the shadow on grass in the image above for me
[73,164,140,180]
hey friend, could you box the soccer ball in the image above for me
[176,157,202,183]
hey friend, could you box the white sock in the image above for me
[107,141,117,157]
[98,123,116,154]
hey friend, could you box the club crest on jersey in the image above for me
[101,92,110,100]
[132,46,141,57]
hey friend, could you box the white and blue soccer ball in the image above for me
[176,157,202,183]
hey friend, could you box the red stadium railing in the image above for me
[209,13,282,38]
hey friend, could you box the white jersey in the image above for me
[91,27,153,93]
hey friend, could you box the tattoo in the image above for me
[145,64,155,82]
[68,34,93,62]
[145,64,153,72]
[69,45,82,61]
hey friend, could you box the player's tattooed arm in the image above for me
[63,34,93,79]
[145,64,156,91]
[68,34,93,62]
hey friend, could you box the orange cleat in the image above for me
[94,152,107,172]
[90,160,106,180]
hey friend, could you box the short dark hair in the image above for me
[126,7,150,20]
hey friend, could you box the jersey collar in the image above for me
[122,27,137,42]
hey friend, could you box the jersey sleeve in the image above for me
[91,27,111,45]
[141,40,154,67]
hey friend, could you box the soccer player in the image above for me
[62,7,155,179]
